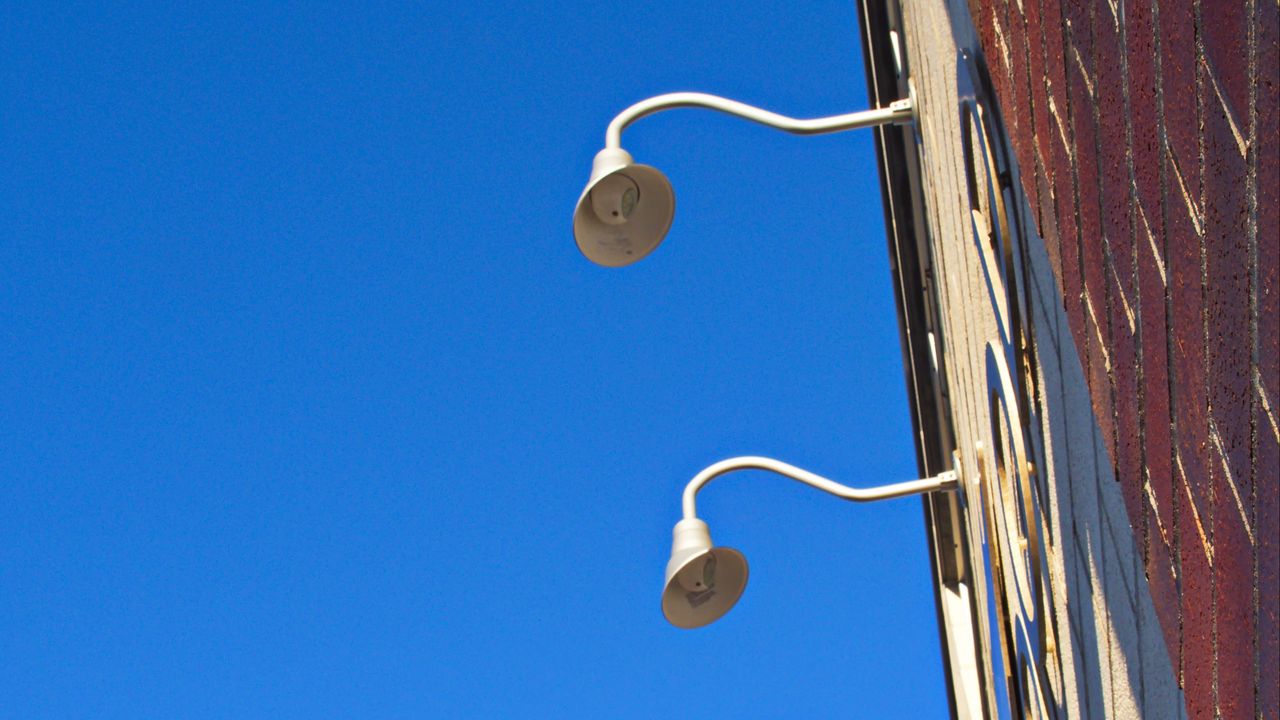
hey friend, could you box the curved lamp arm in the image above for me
[682,455,958,520]
[606,92,915,149]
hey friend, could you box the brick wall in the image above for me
[965,0,1279,716]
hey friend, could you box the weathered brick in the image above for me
[1021,0,1051,221]
[1197,79,1256,719]
[1191,58,1256,714]
[969,0,997,67]
[1125,3,1167,558]
[1258,422,1279,720]
[1203,95,1252,482]
[1110,261,1144,533]
[1034,152,1064,285]
[1199,0,1249,124]
[1159,0,1199,174]
[1256,0,1280,444]
[1018,0,1059,278]
[1045,63,1086,347]
[1085,310,1117,468]
[1146,530,1182,672]
[1092,1,1142,536]
[1037,0,1071,132]
[1169,111,1215,692]
[970,0,1002,118]
[1136,211,1175,540]
[960,1,1271,717]
[1125,0,1162,219]
[1092,11,1131,264]
[1033,0,1073,290]
[1165,184,1211,516]
[1256,0,1280,716]
[1213,487,1254,719]
[1179,492,1214,718]
[989,4,1016,128]
[1003,0,1037,214]
[1064,22,1118,466]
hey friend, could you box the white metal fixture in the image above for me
[573,93,915,267]
[573,91,941,629]
[662,456,959,628]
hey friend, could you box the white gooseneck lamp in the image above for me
[573,91,959,628]
[573,92,914,266]
[662,457,959,628]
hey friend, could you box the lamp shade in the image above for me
[661,518,748,628]
[573,148,674,267]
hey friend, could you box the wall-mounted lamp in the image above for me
[662,457,959,628]
[572,91,952,628]
[573,92,914,267]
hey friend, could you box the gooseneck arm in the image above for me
[605,92,914,149]
[682,455,958,520]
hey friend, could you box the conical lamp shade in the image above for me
[573,150,674,267]
[660,519,748,628]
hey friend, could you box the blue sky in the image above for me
[1,2,948,717]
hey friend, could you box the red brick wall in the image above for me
[966,0,1279,717]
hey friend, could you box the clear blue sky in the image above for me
[1,2,949,717]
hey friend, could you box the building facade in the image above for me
[856,0,1278,716]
